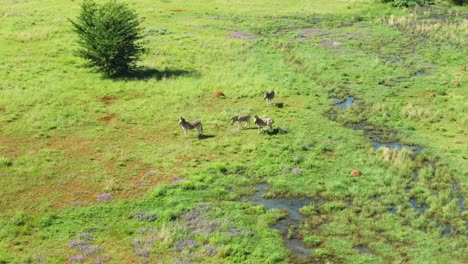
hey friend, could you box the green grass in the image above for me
[0,0,466,263]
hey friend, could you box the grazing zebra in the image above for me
[178,116,203,139]
[230,114,251,129]
[264,90,275,106]
[254,115,273,134]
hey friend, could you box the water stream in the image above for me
[242,184,312,258]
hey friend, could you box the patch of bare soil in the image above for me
[100,95,117,105]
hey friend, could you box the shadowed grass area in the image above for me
[0,0,466,263]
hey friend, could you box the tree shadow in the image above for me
[117,67,199,81]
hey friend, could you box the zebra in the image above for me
[264,90,275,106]
[230,114,251,129]
[254,115,273,134]
[178,116,203,139]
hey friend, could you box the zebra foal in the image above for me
[264,90,275,106]
[230,114,251,129]
[254,115,273,134]
[178,116,203,139]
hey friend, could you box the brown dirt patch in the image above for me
[419,92,436,98]
[350,170,362,177]
[170,9,186,12]
[212,91,225,98]
[100,95,117,105]
[453,82,461,87]
[98,114,117,123]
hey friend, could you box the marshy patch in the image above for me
[332,96,358,109]
[357,246,371,254]
[318,40,342,48]
[229,31,258,42]
[242,184,312,258]
[415,71,426,77]
[371,140,423,154]
[409,198,428,214]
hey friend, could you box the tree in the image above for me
[446,0,466,5]
[69,0,146,77]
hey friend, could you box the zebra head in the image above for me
[179,116,185,125]
[230,116,238,125]
[264,90,275,100]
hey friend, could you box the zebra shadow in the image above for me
[264,127,289,135]
[199,134,216,140]
[118,67,199,81]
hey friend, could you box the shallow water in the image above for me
[371,140,423,153]
[357,247,371,254]
[244,184,311,257]
[409,198,428,214]
[415,72,426,76]
[333,96,358,109]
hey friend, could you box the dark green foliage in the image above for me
[69,0,146,77]
[446,0,466,5]
[380,0,434,7]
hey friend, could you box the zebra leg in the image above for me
[183,129,187,139]
[257,126,261,134]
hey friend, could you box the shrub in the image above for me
[69,0,146,77]
[446,0,466,5]
[380,0,434,7]
[0,156,12,167]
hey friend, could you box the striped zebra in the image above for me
[264,90,275,106]
[230,114,251,129]
[178,116,203,139]
[254,115,273,134]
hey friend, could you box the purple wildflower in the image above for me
[96,193,112,203]
[135,248,150,257]
[146,215,158,222]
[77,232,95,241]
[94,256,110,264]
[85,245,102,256]
[136,227,154,234]
[133,238,146,249]
[203,245,218,257]
[171,177,185,184]
[69,240,90,251]
[175,239,199,251]
[68,254,86,263]
[135,211,158,222]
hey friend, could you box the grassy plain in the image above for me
[0,0,466,263]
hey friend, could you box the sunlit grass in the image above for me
[0,0,466,263]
